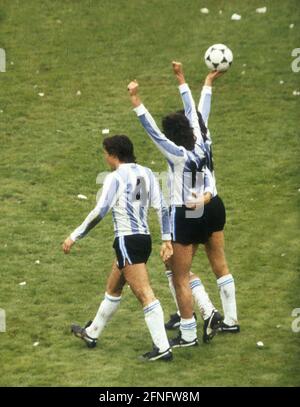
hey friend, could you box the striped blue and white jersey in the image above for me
[70,163,171,242]
[178,83,217,197]
[134,93,208,207]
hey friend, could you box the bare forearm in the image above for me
[172,61,186,86]
[130,94,142,108]
[175,72,186,86]
[204,77,213,87]
[204,70,224,87]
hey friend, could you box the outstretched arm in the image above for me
[172,61,203,144]
[62,173,122,253]
[198,71,224,125]
[128,80,185,164]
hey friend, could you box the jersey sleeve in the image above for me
[198,85,212,126]
[178,83,203,145]
[70,173,121,241]
[149,171,171,241]
[134,104,186,164]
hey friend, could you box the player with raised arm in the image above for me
[198,70,239,333]
[63,135,174,361]
[165,64,239,333]
[128,77,216,348]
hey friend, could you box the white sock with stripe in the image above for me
[86,292,121,339]
[217,274,238,326]
[165,270,180,314]
[190,278,215,320]
[180,316,197,342]
[144,300,170,353]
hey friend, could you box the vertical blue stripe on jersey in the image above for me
[204,143,212,170]
[133,165,148,234]
[120,236,132,265]
[139,205,148,233]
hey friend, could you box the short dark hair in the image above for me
[103,135,136,163]
[162,113,195,151]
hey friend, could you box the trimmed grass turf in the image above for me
[0,0,299,386]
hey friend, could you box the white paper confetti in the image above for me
[76,90,81,96]
[293,90,300,96]
[279,80,284,85]
[200,8,209,14]
[219,10,223,15]
[38,93,44,97]
[33,342,40,347]
[77,194,88,200]
[281,253,286,257]
[102,128,110,135]
[256,341,264,348]
[19,281,27,286]
[276,325,281,329]
[289,23,294,29]
[256,7,267,14]
[231,13,241,21]
[35,260,40,264]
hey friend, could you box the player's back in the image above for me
[112,163,156,238]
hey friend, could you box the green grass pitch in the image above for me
[0,0,299,386]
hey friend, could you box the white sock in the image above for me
[86,292,121,339]
[190,278,215,320]
[165,270,180,313]
[144,300,170,353]
[180,317,197,342]
[217,274,238,326]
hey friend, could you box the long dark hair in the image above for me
[175,109,208,142]
[162,113,195,151]
[103,135,136,163]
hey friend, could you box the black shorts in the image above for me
[205,195,226,234]
[171,195,226,245]
[113,234,152,269]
